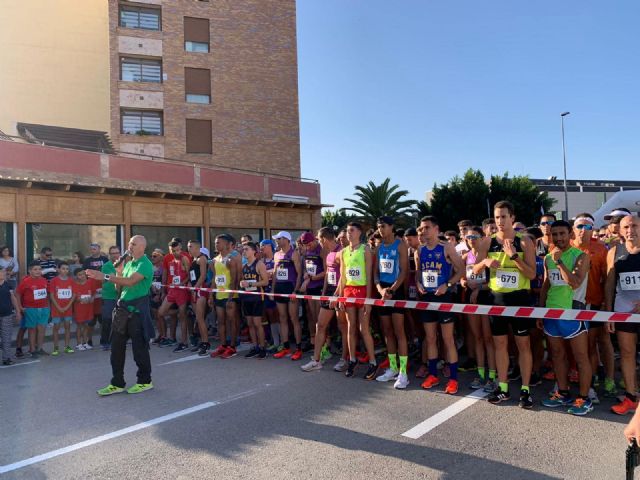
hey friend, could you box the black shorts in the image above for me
[418,291,455,324]
[489,290,533,337]
[214,298,229,309]
[378,281,406,316]
[307,286,323,296]
[274,282,295,304]
[242,300,264,317]
[464,288,493,306]
[320,286,338,310]
[586,304,604,329]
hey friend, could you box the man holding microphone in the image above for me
[87,235,155,396]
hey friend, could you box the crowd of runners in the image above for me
[2,201,640,418]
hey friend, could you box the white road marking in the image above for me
[402,389,488,439]
[0,360,40,369]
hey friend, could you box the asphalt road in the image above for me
[0,337,632,480]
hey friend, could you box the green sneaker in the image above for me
[97,384,125,396]
[64,346,74,354]
[320,345,332,363]
[127,383,154,394]
[51,347,60,356]
[603,378,617,398]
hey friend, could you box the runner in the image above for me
[301,227,350,372]
[187,240,211,356]
[539,220,593,416]
[240,242,269,359]
[49,262,75,356]
[415,216,464,394]
[209,234,241,359]
[339,222,377,379]
[337,229,349,249]
[604,208,631,247]
[473,201,537,408]
[482,218,498,237]
[456,220,473,256]
[374,216,410,389]
[157,239,191,352]
[259,239,280,351]
[536,214,556,257]
[571,213,616,399]
[300,231,326,351]
[605,215,640,415]
[271,231,303,361]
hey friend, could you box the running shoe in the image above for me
[459,358,477,372]
[172,343,188,353]
[444,379,459,395]
[345,360,357,377]
[51,347,60,356]
[291,349,303,361]
[320,345,332,364]
[245,347,260,359]
[603,378,617,398]
[364,363,378,380]
[3,358,15,366]
[588,387,600,405]
[376,368,399,383]
[15,348,24,359]
[487,387,511,404]
[333,358,347,372]
[542,370,556,381]
[508,365,521,382]
[421,375,440,390]
[568,397,593,416]
[38,348,50,355]
[266,344,279,355]
[415,363,428,378]
[64,346,74,354]
[257,349,267,359]
[483,380,497,393]
[356,352,369,364]
[518,390,533,409]
[161,338,177,347]
[273,347,291,359]
[301,359,322,372]
[611,396,638,415]
[76,344,86,351]
[127,383,154,394]
[394,373,410,390]
[97,384,125,396]
[568,368,579,384]
[221,346,237,359]
[83,344,92,351]
[190,343,201,353]
[378,357,390,370]
[210,344,227,358]
[542,391,572,408]
[470,377,484,390]
[530,372,542,387]
[198,342,211,356]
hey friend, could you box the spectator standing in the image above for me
[0,268,20,365]
[0,246,19,289]
[69,251,84,276]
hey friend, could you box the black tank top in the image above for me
[241,260,261,301]
[189,255,203,286]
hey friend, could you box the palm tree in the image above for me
[344,178,417,227]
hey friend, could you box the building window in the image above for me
[121,109,163,136]
[186,119,212,154]
[184,17,210,52]
[27,224,121,263]
[185,68,211,104]
[121,57,162,83]
[119,5,161,31]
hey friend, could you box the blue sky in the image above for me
[296,1,640,210]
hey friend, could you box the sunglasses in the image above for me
[514,227,525,232]
[575,224,593,231]
[465,235,481,240]
[540,221,553,226]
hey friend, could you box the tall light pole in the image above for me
[560,111,570,220]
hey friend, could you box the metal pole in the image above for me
[561,112,570,220]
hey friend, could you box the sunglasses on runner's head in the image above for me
[514,227,524,232]
[575,224,593,231]
[540,221,553,226]
[465,235,481,240]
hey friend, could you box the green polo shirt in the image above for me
[101,262,118,300]
[120,255,153,303]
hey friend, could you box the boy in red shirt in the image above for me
[49,262,75,355]
[15,262,50,356]
[73,269,95,350]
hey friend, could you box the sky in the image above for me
[295,1,640,210]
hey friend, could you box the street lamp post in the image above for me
[560,111,570,220]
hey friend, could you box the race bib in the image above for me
[276,267,289,281]
[548,269,567,287]
[408,285,417,299]
[33,288,47,300]
[496,269,520,289]
[466,265,485,284]
[80,294,91,302]
[215,275,227,287]
[327,271,337,286]
[172,275,181,285]
[346,267,362,283]
[245,279,257,292]
[305,262,317,276]
[620,272,640,291]
[190,270,196,282]
[379,258,395,274]
[422,270,439,289]
[57,288,72,300]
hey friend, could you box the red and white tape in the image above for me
[161,284,640,324]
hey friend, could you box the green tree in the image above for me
[344,178,417,227]
[321,208,355,230]
[488,173,555,226]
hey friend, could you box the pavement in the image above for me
[0,336,633,480]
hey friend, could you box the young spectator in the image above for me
[15,261,49,357]
[0,246,19,289]
[73,269,95,350]
[69,251,84,276]
[49,262,75,355]
[0,268,21,365]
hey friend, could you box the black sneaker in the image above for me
[518,389,533,409]
[257,348,267,359]
[198,342,210,356]
[3,358,15,366]
[459,358,477,372]
[488,387,511,404]
[190,343,201,353]
[530,372,542,387]
[345,360,358,377]
[15,348,24,359]
[172,343,188,353]
[508,365,521,382]
[364,363,378,381]
[245,347,260,359]
[37,348,49,356]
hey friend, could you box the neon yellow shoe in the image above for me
[51,347,60,356]
[97,384,125,396]
[127,383,154,394]
[64,346,74,354]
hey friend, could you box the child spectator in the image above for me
[0,268,21,365]
[15,262,49,357]
[73,269,95,350]
[49,262,75,355]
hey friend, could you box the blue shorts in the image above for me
[23,308,50,328]
[52,316,72,325]
[543,301,588,339]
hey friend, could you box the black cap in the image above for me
[404,227,418,237]
[377,215,394,226]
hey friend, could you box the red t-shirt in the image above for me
[16,276,49,308]
[50,276,74,318]
[163,253,190,286]
[73,280,95,323]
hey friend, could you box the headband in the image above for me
[574,217,594,225]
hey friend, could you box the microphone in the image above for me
[113,250,131,268]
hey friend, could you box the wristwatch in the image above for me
[556,259,564,267]
[104,274,111,282]
[447,282,454,288]
[509,253,519,261]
